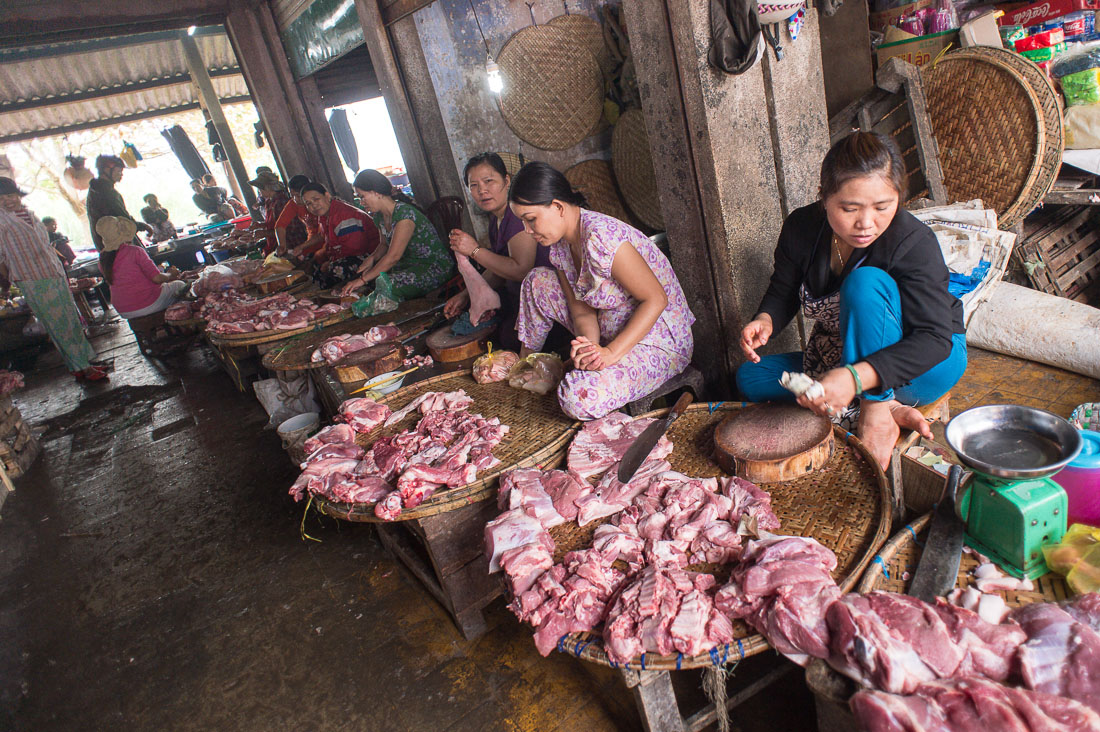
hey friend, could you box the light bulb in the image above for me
[187,26,197,35]
[486,57,503,94]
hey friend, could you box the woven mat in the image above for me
[313,371,580,522]
[497,152,528,178]
[858,512,1069,604]
[260,299,442,371]
[925,51,1044,228]
[498,25,603,151]
[553,403,891,670]
[548,14,612,135]
[959,47,1063,228]
[206,309,352,347]
[612,108,664,231]
[565,159,636,226]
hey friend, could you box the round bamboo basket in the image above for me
[612,108,664,231]
[261,299,441,371]
[924,49,1047,230]
[313,371,580,522]
[497,25,604,150]
[553,402,891,670]
[206,309,352,348]
[857,512,1069,604]
[497,152,528,178]
[565,159,636,226]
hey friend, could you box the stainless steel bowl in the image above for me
[945,404,1082,480]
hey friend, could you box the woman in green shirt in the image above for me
[338,170,455,300]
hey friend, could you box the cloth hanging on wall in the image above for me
[327,109,359,172]
[708,0,764,75]
[160,125,210,181]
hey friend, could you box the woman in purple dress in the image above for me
[510,162,695,420]
[445,153,551,351]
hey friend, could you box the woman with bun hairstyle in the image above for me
[338,170,454,300]
[510,161,695,420]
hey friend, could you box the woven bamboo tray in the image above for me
[260,299,441,371]
[313,371,580,522]
[858,512,1068,605]
[206,308,352,347]
[924,49,1047,230]
[553,403,892,671]
[612,108,664,231]
[497,24,604,150]
[564,159,636,227]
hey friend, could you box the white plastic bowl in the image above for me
[364,371,404,395]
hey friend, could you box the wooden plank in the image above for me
[0,0,229,46]
[1058,247,1100,289]
[381,0,436,25]
[623,670,686,732]
[1043,189,1100,205]
[1050,229,1100,269]
[375,522,453,612]
[684,664,795,732]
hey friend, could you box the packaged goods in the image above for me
[1062,67,1100,105]
[1000,24,1027,43]
[1052,40,1100,75]
[1020,41,1067,60]
[1063,9,1097,40]
[1001,0,1100,29]
[1015,27,1065,50]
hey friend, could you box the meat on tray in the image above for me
[289,390,508,521]
[403,354,433,369]
[566,412,672,479]
[164,302,196,321]
[850,676,1100,732]
[311,325,402,364]
[383,389,474,427]
[195,290,346,334]
[1012,596,1100,715]
[473,349,519,384]
[338,398,392,434]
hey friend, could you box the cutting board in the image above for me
[714,402,835,483]
[332,342,406,384]
[426,323,494,362]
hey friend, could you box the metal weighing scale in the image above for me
[946,405,1083,580]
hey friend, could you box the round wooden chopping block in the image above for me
[426,324,493,362]
[332,343,406,384]
[714,403,835,483]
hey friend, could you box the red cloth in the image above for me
[259,191,290,254]
[109,244,163,313]
[317,198,380,263]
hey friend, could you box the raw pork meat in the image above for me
[196,290,348,334]
[1011,600,1100,714]
[338,398,392,434]
[0,369,24,396]
[384,390,474,427]
[302,423,357,454]
[850,677,1100,732]
[473,349,520,384]
[164,302,195,321]
[498,468,567,528]
[455,252,500,326]
[485,509,550,572]
[311,325,402,364]
[301,442,365,466]
[507,353,564,395]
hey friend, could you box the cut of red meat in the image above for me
[301,442,365,467]
[485,509,550,573]
[338,397,392,434]
[455,252,501,326]
[1012,601,1100,714]
[303,423,356,454]
[374,491,403,520]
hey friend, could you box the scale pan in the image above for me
[946,404,1082,481]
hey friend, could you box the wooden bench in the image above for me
[626,364,705,416]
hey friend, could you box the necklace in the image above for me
[832,234,847,270]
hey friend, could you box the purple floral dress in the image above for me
[516,210,695,420]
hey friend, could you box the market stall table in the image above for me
[310,371,580,639]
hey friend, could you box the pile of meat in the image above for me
[485,411,780,662]
[403,354,433,369]
[310,325,402,364]
[289,390,508,520]
[177,290,345,334]
[0,369,24,396]
[710,531,1100,732]
[472,349,519,384]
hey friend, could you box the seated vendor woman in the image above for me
[510,162,695,421]
[275,175,323,261]
[445,153,552,351]
[300,183,382,290]
[338,170,455,301]
[736,131,967,470]
[95,216,188,319]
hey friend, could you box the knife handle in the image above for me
[669,392,694,421]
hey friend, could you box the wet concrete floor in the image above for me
[0,322,814,732]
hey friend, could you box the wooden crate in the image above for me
[0,400,38,479]
[900,440,972,517]
[1018,205,1100,303]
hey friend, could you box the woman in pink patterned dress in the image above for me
[510,162,695,420]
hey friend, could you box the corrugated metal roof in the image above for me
[0,29,250,143]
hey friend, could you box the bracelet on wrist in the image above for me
[471,246,481,259]
[844,363,864,396]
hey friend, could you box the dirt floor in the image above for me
[0,322,816,732]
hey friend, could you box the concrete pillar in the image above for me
[625,0,831,389]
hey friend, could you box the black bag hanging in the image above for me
[254,121,265,149]
[327,109,360,173]
[160,124,210,181]
[206,120,220,146]
[708,0,763,75]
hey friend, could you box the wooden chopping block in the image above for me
[714,402,834,483]
[332,342,406,384]
[256,270,304,294]
[426,323,493,362]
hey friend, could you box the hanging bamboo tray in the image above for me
[497,24,604,150]
[260,298,441,372]
[548,13,614,77]
[857,512,1069,604]
[612,108,664,231]
[565,159,636,226]
[552,402,891,671]
[206,308,352,347]
[497,151,528,178]
[924,48,1051,230]
[313,371,581,522]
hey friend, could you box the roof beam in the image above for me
[0,95,252,145]
[0,26,225,64]
[0,68,242,114]
[0,0,230,48]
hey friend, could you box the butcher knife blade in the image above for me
[616,392,694,484]
[908,464,964,603]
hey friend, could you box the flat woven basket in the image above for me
[313,371,580,522]
[963,46,1063,226]
[553,403,892,671]
[261,299,441,371]
[497,24,604,151]
[612,108,665,231]
[858,512,1069,604]
[206,308,352,347]
[497,152,529,178]
[924,49,1046,230]
[547,14,612,135]
[565,159,635,226]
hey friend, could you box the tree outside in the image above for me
[2,101,278,256]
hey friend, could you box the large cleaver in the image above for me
[908,464,964,603]
[617,392,693,484]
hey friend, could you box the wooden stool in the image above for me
[127,310,197,358]
[886,391,951,522]
[626,365,705,416]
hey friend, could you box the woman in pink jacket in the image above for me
[96,216,188,319]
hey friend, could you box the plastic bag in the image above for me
[191,264,243,297]
[507,352,564,395]
[1051,40,1100,78]
[1064,103,1100,148]
[253,375,321,429]
[1062,68,1100,106]
[1042,523,1100,594]
[473,344,520,384]
[352,272,398,317]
